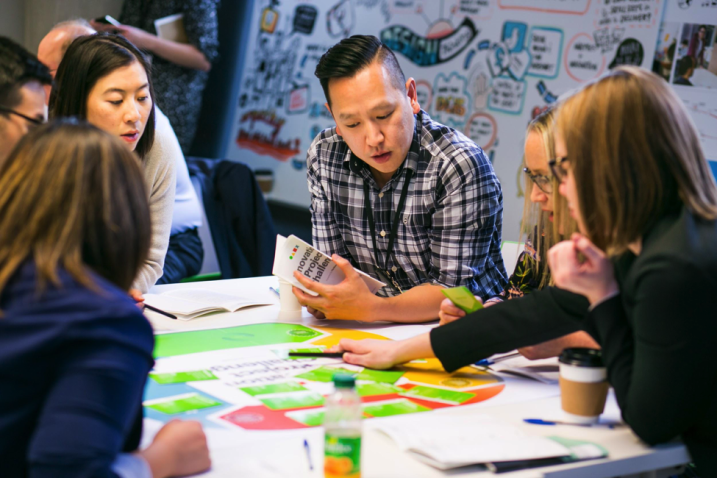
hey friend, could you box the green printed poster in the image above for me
[154,323,322,357]
[149,370,217,384]
[356,369,405,384]
[400,385,475,404]
[241,381,307,396]
[295,366,357,383]
[362,399,430,418]
[145,393,222,415]
[260,392,325,410]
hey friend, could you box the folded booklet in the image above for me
[375,414,606,471]
[143,289,272,320]
[272,234,385,296]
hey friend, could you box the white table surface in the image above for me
[145,276,690,478]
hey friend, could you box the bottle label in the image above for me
[324,434,361,478]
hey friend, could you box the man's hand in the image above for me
[438,298,466,325]
[292,254,380,321]
[328,333,435,369]
[548,234,619,305]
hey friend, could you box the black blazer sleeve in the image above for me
[590,258,717,447]
[430,286,590,372]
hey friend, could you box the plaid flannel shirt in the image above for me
[306,111,507,298]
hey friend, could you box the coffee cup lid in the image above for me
[559,348,604,367]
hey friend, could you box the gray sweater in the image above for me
[132,108,176,293]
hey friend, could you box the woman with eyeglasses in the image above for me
[331,67,717,473]
[438,108,598,359]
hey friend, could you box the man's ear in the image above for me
[405,78,420,114]
[326,102,342,136]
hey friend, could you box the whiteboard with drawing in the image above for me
[225,0,663,241]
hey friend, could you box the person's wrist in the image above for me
[588,282,619,306]
[139,441,174,478]
[364,294,387,323]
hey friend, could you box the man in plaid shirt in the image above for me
[292,35,507,322]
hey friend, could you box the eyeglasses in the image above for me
[548,156,570,183]
[523,167,552,194]
[0,107,44,128]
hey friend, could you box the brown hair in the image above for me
[521,108,578,287]
[556,66,717,254]
[0,118,151,296]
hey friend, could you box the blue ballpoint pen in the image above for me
[269,286,280,297]
[524,418,616,429]
[474,351,521,367]
[303,439,314,471]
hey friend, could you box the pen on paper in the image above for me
[269,286,280,297]
[474,351,522,367]
[143,304,177,320]
[303,439,314,471]
[524,418,617,429]
[289,352,345,358]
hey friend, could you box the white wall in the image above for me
[0,0,25,45]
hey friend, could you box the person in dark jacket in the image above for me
[332,67,717,475]
[0,120,210,478]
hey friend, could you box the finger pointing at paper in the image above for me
[293,254,382,322]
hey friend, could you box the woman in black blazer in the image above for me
[334,67,717,474]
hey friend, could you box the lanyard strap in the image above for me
[364,167,414,273]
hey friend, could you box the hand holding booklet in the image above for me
[272,235,385,296]
[143,289,272,320]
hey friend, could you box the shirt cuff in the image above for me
[111,453,152,478]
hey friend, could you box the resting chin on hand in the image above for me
[548,233,619,306]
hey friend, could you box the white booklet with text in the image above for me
[143,289,272,320]
[272,234,385,296]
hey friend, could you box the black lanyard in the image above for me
[364,168,414,292]
[361,114,422,293]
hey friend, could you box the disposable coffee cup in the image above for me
[278,278,302,312]
[558,348,609,424]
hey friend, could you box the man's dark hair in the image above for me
[314,35,406,107]
[0,37,52,109]
[677,55,695,76]
[49,33,155,160]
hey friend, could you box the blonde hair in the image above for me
[0,119,151,298]
[521,108,577,288]
[556,66,717,254]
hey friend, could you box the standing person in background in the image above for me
[0,37,51,164]
[0,119,210,478]
[91,0,219,153]
[50,33,176,296]
[687,25,707,68]
[439,108,599,360]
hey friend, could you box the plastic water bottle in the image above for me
[324,374,362,478]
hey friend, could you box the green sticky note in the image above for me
[400,385,475,404]
[356,369,405,384]
[441,286,483,313]
[286,409,325,427]
[363,399,430,417]
[149,370,217,384]
[145,393,222,415]
[357,382,402,397]
[295,366,357,383]
[260,392,325,410]
[241,382,307,396]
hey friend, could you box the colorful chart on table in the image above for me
[144,323,508,430]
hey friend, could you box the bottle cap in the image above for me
[333,373,356,388]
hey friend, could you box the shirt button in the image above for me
[378,192,384,198]
[380,230,386,237]
[391,266,397,272]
